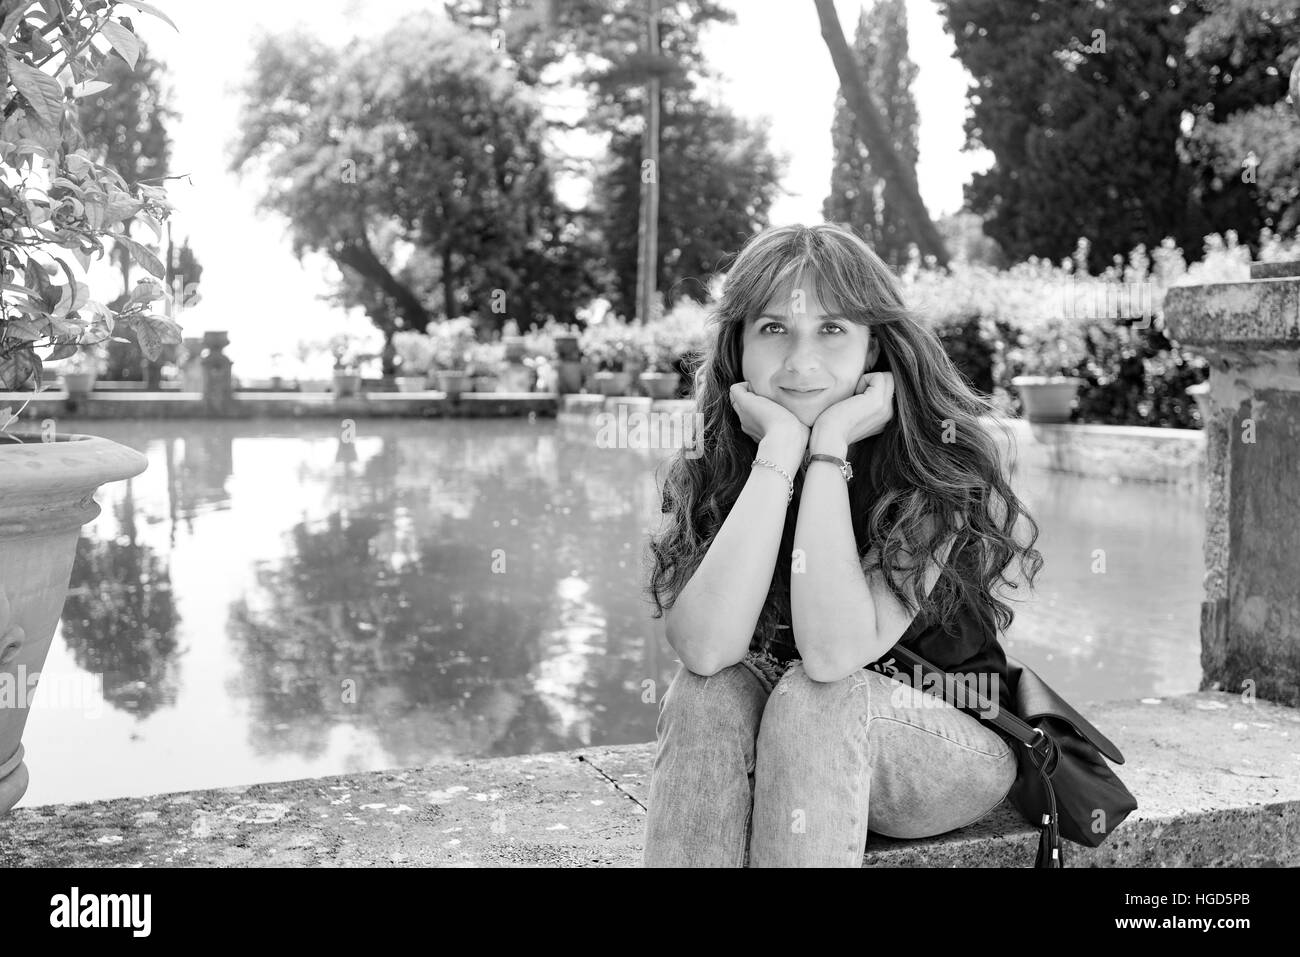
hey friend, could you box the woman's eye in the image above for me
[759,323,846,335]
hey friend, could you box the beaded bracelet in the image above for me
[751,457,794,503]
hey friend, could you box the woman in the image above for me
[641,222,1044,867]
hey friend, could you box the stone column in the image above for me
[180,337,204,392]
[553,333,584,395]
[200,330,235,416]
[1164,261,1300,706]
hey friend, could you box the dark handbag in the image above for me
[888,645,1138,868]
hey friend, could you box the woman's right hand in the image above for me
[730,381,811,448]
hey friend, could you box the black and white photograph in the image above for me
[0,0,1296,915]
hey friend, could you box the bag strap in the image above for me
[886,644,1064,868]
[887,645,1041,748]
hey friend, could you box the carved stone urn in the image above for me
[0,430,147,813]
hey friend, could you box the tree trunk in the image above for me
[443,244,456,319]
[812,0,948,268]
[332,236,433,332]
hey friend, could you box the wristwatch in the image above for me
[804,451,853,482]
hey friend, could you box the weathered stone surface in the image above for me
[1165,277,1300,708]
[0,392,559,421]
[2,691,1297,868]
[1165,278,1300,349]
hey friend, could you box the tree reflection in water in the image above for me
[226,504,574,765]
[61,485,183,716]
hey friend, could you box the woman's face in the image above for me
[740,278,879,429]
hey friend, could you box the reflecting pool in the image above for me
[17,417,1205,806]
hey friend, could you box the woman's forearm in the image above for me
[790,432,891,681]
[666,433,807,676]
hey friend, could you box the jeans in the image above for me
[641,652,1017,867]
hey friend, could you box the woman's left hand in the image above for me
[812,371,895,446]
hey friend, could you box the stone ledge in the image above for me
[0,392,562,420]
[1,691,1295,867]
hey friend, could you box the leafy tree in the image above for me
[938,0,1213,271]
[813,0,948,265]
[228,14,601,371]
[75,34,176,309]
[446,0,768,319]
[823,0,921,268]
[74,34,186,383]
[590,92,783,319]
[1180,0,1300,237]
[0,0,182,391]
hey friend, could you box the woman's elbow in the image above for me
[666,616,733,677]
[799,656,853,683]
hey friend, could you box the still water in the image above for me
[18,417,1205,807]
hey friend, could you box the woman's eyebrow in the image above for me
[752,311,851,323]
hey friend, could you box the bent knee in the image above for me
[659,661,766,729]
[764,662,879,723]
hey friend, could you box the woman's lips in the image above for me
[781,388,825,397]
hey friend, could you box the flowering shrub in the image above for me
[644,296,711,373]
[393,330,436,376]
[466,339,505,377]
[0,2,183,396]
[427,317,477,372]
[901,229,1300,427]
[579,315,640,372]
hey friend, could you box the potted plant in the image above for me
[392,330,435,392]
[0,1,183,814]
[646,297,710,399]
[1007,315,1090,423]
[328,334,364,398]
[1186,380,1212,426]
[580,317,640,395]
[429,317,476,398]
[466,340,505,392]
[58,345,102,398]
[500,317,527,364]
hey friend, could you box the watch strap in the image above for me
[806,452,853,482]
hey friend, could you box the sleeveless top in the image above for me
[748,530,1013,717]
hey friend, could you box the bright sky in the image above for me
[118,0,987,378]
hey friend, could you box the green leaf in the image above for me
[45,341,79,362]
[133,314,183,360]
[0,346,42,391]
[118,235,164,278]
[5,318,47,340]
[3,52,65,128]
[126,279,165,304]
[114,1,180,33]
[135,318,162,359]
[99,20,140,70]
[26,259,59,311]
[65,152,92,176]
[70,79,112,98]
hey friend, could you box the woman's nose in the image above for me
[783,337,821,373]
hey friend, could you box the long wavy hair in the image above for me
[643,222,1043,649]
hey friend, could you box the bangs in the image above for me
[749,261,867,327]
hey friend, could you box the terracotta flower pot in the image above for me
[1011,375,1084,424]
[592,371,631,396]
[61,373,95,397]
[395,376,428,393]
[437,370,470,398]
[503,336,527,363]
[639,371,679,399]
[332,372,361,397]
[0,431,147,813]
[554,333,581,363]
